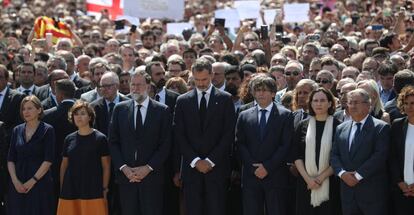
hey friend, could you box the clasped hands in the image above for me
[341,171,360,187]
[398,182,414,197]
[122,165,152,183]
[13,178,36,194]
[195,159,213,174]
[253,163,268,179]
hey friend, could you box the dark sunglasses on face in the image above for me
[316,79,331,84]
[284,71,300,76]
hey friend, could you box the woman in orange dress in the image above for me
[57,100,110,215]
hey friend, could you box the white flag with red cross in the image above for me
[86,0,124,20]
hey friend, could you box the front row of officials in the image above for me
[5,58,414,215]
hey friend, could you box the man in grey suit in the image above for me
[331,89,390,215]
[79,57,109,102]
[109,69,172,215]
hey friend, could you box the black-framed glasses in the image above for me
[99,84,116,89]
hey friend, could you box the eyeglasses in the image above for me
[316,79,332,84]
[284,71,300,76]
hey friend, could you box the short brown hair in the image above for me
[308,87,336,116]
[397,85,414,114]
[68,100,96,127]
[20,95,44,120]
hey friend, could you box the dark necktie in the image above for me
[135,104,143,131]
[24,90,31,96]
[350,122,362,152]
[155,94,160,102]
[259,109,267,141]
[199,92,207,127]
[108,102,115,117]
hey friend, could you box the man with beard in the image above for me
[109,70,172,215]
[174,58,236,215]
[146,61,180,112]
[275,60,304,104]
[145,61,180,215]
[141,31,157,53]
[224,65,244,111]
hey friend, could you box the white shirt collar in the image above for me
[0,86,7,96]
[105,93,120,104]
[258,102,273,112]
[18,85,35,92]
[134,95,150,108]
[352,114,369,127]
[196,84,213,96]
[70,72,77,81]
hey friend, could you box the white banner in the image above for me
[124,0,184,20]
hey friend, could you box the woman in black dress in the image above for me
[294,87,341,215]
[7,95,55,215]
[57,100,110,215]
[389,85,414,215]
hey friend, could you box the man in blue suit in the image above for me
[174,58,236,215]
[331,88,390,215]
[235,75,294,215]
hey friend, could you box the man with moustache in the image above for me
[109,69,172,215]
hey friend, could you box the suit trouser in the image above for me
[183,176,227,215]
[118,182,163,215]
[341,193,387,215]
[242,184,287,215]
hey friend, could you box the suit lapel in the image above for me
[0,88,11,114]
[143,99,154,129]
[251,107,260,141]
[127,101,137,137]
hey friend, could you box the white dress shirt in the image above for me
[257,103,273,123]
[156,87,166,104]
[190,84,215,168]
[18,85,35,95]
[105,93,120,110]
[133,96,149,128]
[196,84,213,108]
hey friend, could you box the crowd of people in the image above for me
[1,0,414,215]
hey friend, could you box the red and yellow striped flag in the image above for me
[34,16,72,44]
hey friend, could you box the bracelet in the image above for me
[32,176,39,182]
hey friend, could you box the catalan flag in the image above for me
[34,16,72,44]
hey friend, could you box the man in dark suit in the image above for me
[41,69,70,110]
[109,70,171,215]
[333,82,357,122]
[43,79,77,208]
[145,61,180,215]
[174,58,236,215]
[91,72,129,136]
[0,121,7,214]
[0,65,24,139]
[236,75,294,215]
[385,70,414,122]
[16,62,48,100]
[91,72,128,215]
[331,89,390,215]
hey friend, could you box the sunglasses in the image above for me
[316,79,332,84]
[284,71,300,76]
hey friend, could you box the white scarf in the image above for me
[404,123,414,185]
[305,116,333,207]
